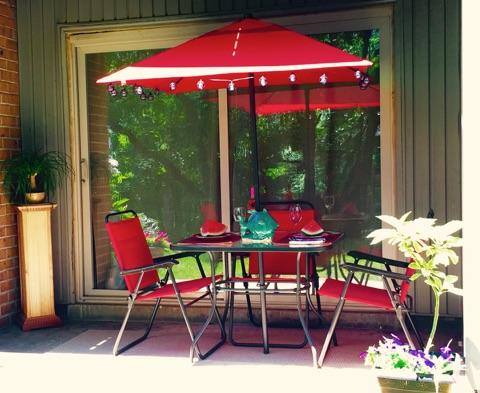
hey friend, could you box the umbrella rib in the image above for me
[232,27,242,57]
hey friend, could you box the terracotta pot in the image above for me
[25,192,46,204]
[377,376,454,393]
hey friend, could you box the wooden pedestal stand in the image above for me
[15,203,62,331]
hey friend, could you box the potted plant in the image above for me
[363,212,464,392]
[1,150,70,204]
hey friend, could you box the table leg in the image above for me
[221,252,231,325]
[258,252,269,354]
[295,252,317,367]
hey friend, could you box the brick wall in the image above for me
[0,0,20,328]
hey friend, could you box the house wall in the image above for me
[0,0,20,328]
[13,0,462,317]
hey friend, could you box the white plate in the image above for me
[195,233,229,239]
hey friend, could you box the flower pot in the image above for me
[377,376,454,393]
[25,192,46,204]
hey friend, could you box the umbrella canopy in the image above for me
[97,18,372,92]
[97,17,373,211]
[226,85,380,115]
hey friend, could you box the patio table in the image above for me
[171,233,343,367]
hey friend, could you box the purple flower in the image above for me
[409,349,426,360]
[424,359,435,368]
[155,230,169,242]
[390,334,404,346]
[440,346,453,360]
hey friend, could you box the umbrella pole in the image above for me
[248,73,261,211]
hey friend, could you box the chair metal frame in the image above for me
[318,250,424,367]
[105,210,226,361]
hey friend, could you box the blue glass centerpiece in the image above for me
[239,209,278,243]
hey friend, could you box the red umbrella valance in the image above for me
[226,85,380,115]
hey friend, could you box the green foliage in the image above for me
[367,212,463,352]
[100,50,220,240]
[1,150,71,203]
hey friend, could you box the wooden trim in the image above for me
[218,89,231,230]
[15,203,57,212]
[65,6,395,305]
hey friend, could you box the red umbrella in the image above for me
[226,85,379,115]
[97,17,372,210]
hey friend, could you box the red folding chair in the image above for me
[317,250,424,367]
[105,210,225,360]
[230,201,323,348]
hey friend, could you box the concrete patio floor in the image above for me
[0,320,471,393]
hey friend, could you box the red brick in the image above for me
[0,315,8,327]
[0,93,19,105]
[0,278,16,292]
[5,246,17,258]
[1,138,18,149]
[7,289,18,301]
[0,15,14,29]
[0,0,19,325]
[1,301,15,315]
[0,49,17,63]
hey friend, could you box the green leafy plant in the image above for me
[1,150,71,203]
[367,212,463,353]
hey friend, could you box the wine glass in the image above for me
[323,194,335,215]
[233,206,247,223]
[289,203,302,225]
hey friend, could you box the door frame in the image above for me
[62,5,395,307]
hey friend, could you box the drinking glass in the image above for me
[233,206,247,223]
[323,195,335,215]
[289,203,302,225]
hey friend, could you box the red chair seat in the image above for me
[138,275,221,301]
[318,278,393,310]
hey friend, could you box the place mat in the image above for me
[177,232,241,245]
[275,231,344,247]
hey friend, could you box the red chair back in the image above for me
[399,266,415,303]
[249,209,315,275]
[105,216,158,292]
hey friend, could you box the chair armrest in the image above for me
[341,263,410,282]
[120,260,178,276]
[152,251,204,265]
[347,250,410,269]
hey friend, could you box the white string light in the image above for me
[196,79,205,90]
[169,82,176,91]
[289,73,296,83]
[259,75,267,87]
[135,85,143,95]
[228,81,235,92]
[319,74,328,85]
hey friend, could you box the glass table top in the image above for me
[171,233,343,253]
